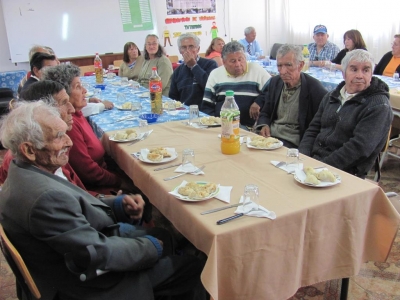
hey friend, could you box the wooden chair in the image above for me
[373,126,392,182]
[198,53,205,58]
[113,59,123,67]
[168,55,179,63]
[79,65,95,76]
[0,224,41,299]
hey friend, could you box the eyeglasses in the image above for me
[180,45,196,51]
[146,43,158,47]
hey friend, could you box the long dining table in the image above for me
[100,120,400,300]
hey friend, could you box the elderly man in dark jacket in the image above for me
[257,44,328,147]
[299,49,393,178]
[0,102,207,300]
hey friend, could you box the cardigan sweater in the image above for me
[118,56,144,81]
[299,77,393,177]
[374,51,400,75]
[67,111,122,188]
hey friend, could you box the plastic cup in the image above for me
[189,105,199,126]
[182,149,195,172]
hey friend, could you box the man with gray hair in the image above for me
[238,26,264,58]
[299,49,393,178]
[169,33,217,106]
[0,101,208,300]
[202,41,271,128]
[256,44,327,148]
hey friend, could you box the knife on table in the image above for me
[216,213,244,225]
[201,203,242,215]
[154,163,181,171]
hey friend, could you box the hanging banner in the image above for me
[120,0,154,32]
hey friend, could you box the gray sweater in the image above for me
[299,76,393,177]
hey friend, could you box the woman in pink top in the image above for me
[205,37,225,67]
[43,64,153,222]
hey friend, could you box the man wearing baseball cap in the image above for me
[308,25,340,67]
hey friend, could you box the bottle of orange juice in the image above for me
[220,90,240,155]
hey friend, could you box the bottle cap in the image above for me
[225,90,234,96]
[152,67,157,70]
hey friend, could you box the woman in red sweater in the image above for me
[43,64,152,222]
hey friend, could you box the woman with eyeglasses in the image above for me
[137,34,173,96]
[119,42,144,81]
[374,34,400,76]
[331,29,367,70]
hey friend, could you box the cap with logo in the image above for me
[313,25,327,34]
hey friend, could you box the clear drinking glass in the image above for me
[182,149,195,172]
[189,105,199,126]
[131,101,142,118]
[286,148,300,169]
[116,92,126,103]
[121,77,129,86]
[166,100,176,114]
[243,184,260,211]
[138,119,148,134]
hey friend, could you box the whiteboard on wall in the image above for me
[1,0,159,63]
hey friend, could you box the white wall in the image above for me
[0,0,29,72]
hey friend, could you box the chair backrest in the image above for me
[269,43,284,60]
[0,224,41,299]
[113,59,123,67]
[198,53,206,58]
[168,55,179,63]
[79,65,95,76]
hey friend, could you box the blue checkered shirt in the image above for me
[308,41,340,61]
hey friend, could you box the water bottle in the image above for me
[94,53,103,84]
[393,72,399,82]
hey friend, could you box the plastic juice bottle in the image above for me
[94,53,104,84]
[302,45,310,72]
[149,67,163,114]
[220,90,240,155]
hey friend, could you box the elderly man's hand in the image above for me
[182,51,197,68]
[249,102,260,120]
[260,125,271,137]
[122,194,145,221]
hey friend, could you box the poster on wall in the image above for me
[120,0,154,32]
[161,0,220,55]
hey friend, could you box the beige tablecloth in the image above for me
[102,121,400,300]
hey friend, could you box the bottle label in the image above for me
[149,81,162,93]
[221,111,240,139]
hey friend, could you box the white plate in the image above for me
[109,132,144,143]
[139,148,178,164]
[246,137,283,150]
[294,169,341,187]
[171,181,220,202]
[139,92,150,98]
[114,105,132,111]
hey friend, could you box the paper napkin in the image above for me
[234,196,276,220]
[214,186,233,203]
[271,160,303,174]
[174,163,205,175]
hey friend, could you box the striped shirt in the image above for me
[202,63,271,127]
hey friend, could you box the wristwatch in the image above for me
[98,194,105,199]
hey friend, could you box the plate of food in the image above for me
[170,181,220,202]
[200,116,222,127]
[294,167,341,187]
[162,101,183,109]
[109,129,141,142]
[139,147,178,164]
[139,92,150,98]
[115,102,132,111]
[246,136,283,150]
